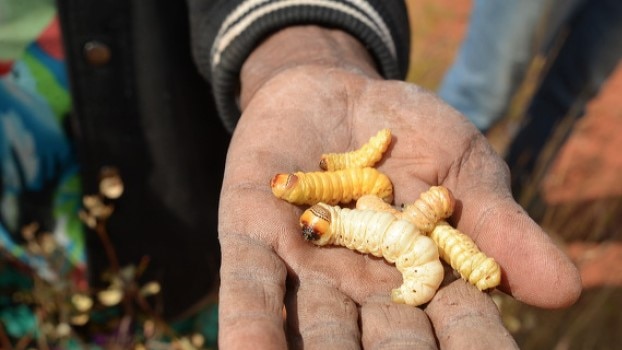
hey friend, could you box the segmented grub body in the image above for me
[356,194,402,215]
[300,203,444,306]
[356,187,501,291]
[319,128,392,171]
[431,221,501,291]
[271,167,393,206]
[355,186,454,233]
[401,186,455,234]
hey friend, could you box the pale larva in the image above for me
[319,128,392,171]
[356,194,403,215]
[300,203,444,306]
[431,221,501,291]
[401,186,455,234]
[356,186,454,233]
[357,190,501,291]
[271,167,393,206]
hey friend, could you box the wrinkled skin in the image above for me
[217,26,581,349]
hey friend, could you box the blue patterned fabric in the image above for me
[0,13,85,283]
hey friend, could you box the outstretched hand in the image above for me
[216,26,581,349]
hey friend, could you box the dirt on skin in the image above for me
[406,0,622,348]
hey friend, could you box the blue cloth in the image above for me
[505,0,622,195]
[439,0,622,133]
[438,0,622,196]
[439,0,549,131]
[0,39,84,281]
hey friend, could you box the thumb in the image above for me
[456,190,582,308]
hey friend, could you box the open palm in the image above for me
[216,63,580,349]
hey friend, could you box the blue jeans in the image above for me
[439,0,552,131]
[439,0,622,197]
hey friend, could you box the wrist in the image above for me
[240,26,381,110]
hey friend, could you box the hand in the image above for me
[216,26,581,349]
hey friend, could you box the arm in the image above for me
[187,0,411,131]
[189,2,581,349]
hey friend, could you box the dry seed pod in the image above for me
[300,203,443,306]
[82,195,114,220]
[56,323,71,338]
[97,287,123,306]
[140,281,162,296]
[70,314,90,326]
[99,166,124,199]
[271,167,393,205]
[431,221,501,290]
[319,128,392,171]
[71,293,94,312]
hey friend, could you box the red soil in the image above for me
[543,62,622,204]
[544,62,622,289]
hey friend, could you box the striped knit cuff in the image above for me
[210,0,404,132]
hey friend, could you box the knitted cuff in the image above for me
[210,1,405,132]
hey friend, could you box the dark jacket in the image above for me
[56,0,410,319]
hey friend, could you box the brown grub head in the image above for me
[299,204,332,243]
[270,173,299,197]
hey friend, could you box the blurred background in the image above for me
[406,0,622,348]
[1,0,621,349]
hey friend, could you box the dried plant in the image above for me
[0,166,217,349]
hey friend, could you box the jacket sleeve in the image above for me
[187,0,411,132]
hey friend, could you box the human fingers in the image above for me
[360,294,437,349]
[218,233,288,349]
[454,185,582,308]
[284,278,360,349]
[422,125,583,308]
[425,279,518,350]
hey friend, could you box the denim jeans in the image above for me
[438,0,552,131]
[439,0,622,197]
